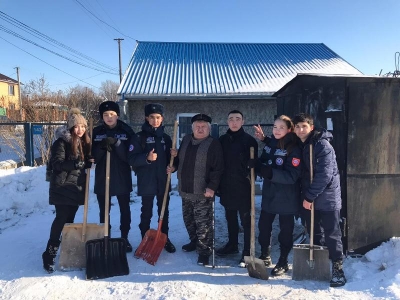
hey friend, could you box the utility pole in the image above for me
[15,66,22,120]
[114,38,124,83]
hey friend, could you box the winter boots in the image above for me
[330,259,347,287]
[182,239,197,252]
[42,240,60,273]
[258,246,272,267]
[164,238,176,253]
[271,254,289,276]
[121,233,132,253]
[197,254,210,266]
[216,242,239,256]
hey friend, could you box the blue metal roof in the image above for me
[118,42,362,98]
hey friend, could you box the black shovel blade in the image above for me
[244,256,269,280]
[85,237,129,280]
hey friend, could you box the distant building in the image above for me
[0,73,20,120]
[118,41,362,138]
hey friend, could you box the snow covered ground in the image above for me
[0,166,400,299]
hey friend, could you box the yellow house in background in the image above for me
[0,73,20,117]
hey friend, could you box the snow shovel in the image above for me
[244,147,269,280]
[85,151,129,280]
[134,120,179,265]
[292,144,330,281]
[59,118,104,271]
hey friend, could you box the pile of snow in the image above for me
[0,166,399,299]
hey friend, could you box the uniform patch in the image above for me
[292,158,300,167]
[268,159,272,165]
[129,144,134,151]
[275,157,283,165]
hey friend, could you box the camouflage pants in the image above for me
[182,196,213,256]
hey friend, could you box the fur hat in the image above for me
[145,103,164,116]
[99,101,120,118]
[67,108,87,129]
[191,113,212,124]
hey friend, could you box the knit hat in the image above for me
[67,108,87,129]
[99,101,120,118]
[145,103,164,116]
[191,113,212,124]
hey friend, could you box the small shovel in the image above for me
[244,147,269,280]
[59,118,104,271]
[134,120,179,265]
[292,144,330,281]
[85,151,129,280]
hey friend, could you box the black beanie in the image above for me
[99,101,120,118]
[145,103,164,116]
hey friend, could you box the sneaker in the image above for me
[216,243,239,256]
[238,256,247,268]
[125,239,133,253]
[197,254,209,266]
[271,257,289,276]
[182,240,197,252]
[164,238,176,253]
[330,260,347,287]
[258,253,272,267]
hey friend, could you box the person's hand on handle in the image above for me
[204,188,215,198]
[303,199,313,210]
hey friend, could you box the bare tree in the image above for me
[99,80,120,102]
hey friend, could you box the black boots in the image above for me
[271,254,289,276]
[182,240,197,252]
[258,246,272,267]
[330,259,347,287]
[216,242,239,256]
[164,238,176,253]
[197,254,210,266]
[42,240,60,273]
[121,233,132,253]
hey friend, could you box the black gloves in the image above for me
[100,137,118,152]
[260,164,273,179]
[74,160,85,170]
[247,158,256,169]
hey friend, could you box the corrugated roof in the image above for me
[118,42,362,98]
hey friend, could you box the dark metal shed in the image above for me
[273,74,400,254]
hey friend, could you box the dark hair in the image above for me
[228,110,243,118]
[293,113,314,126]
[274,115,297,153]
[69,127,91,160]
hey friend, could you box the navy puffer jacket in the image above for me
[300,129,342,211]
[259,133,302,215]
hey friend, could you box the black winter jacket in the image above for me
[49,127,89,206]
[259,133,302,215]
[218,128,259,210]
[128,122,172,196]
[92,120,134,196]
[299,129,342,211]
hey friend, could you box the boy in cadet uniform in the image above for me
[293,112,346,287]
[92,100,135,252]
[128,103,176,253]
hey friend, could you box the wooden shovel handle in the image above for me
[309,144,314,261]
[159,120,179,223]
[249,147,256,259]
[104,151,111,237]
[82,118,93,242]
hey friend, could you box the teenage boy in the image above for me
[217,110,258,267]
[128,103,176,253]
[92,101,135,252]
[293,112,346,288]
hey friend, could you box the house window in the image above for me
[177,113,198,147]
[8,85,15,96]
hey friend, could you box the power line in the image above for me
[0,10,118,72]
[0,25,118,75]
[0,36,101,90]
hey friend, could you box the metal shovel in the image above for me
[292,144,330,281]
[244,147,269,280]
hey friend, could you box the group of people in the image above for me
[42,101,346,288]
